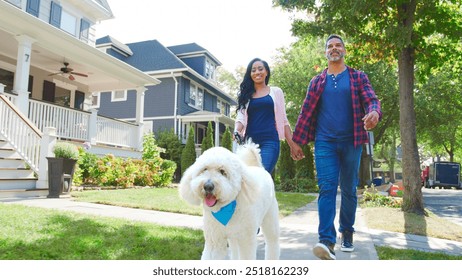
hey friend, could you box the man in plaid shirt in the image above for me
[291,34,382,260]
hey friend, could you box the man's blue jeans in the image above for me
[314,140,362,244]
[256,139,280,174]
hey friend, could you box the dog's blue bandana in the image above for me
[212,200,236,226]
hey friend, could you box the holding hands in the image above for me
[290,142,305,161]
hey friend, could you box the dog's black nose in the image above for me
[203,179,214,193]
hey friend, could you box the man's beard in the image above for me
[327,51,344,62]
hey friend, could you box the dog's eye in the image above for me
[219,169,227,176]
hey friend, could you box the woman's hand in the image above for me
[290,143,305,161]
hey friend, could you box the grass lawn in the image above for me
[2,187,460,260]
[0,203,203,260]
[71,187,317,217]
[362,207,462,243]
[0,188,314,260]
[361,204,462,260]
[376,246,462,260]
[72,187,462,259]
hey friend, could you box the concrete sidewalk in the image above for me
[1,194,461,259]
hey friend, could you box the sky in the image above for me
[95,0,299,71]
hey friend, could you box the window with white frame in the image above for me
[205,59,216,80]
[111,90,127,102]
[79,19,90,42]
[188,84,203,109]
[189,85,196,106]
[92,92,100,108]
[218,99,229,115]
[50,2,88,38]
[217,99,222,114]
[60,9,77,36]
[197,88,204,108]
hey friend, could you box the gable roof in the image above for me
[168,43,221,65]
[93,0,113,15]
[94,0,112,13]
[96,39,187,72]
[96,38,235,104]
[124,40,187,72]
[96,35,133,56]
[168,43,206,55]
[72,0,113,21]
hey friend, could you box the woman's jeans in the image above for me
[314,140,362,244]
[255,139,280,174]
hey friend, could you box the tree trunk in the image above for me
[397,1,425,215]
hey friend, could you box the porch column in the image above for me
[214,119,220,147]
[0,83,5,94]
[136,87,147,151]
[13,35,36,115]
[87,108,98,145]
[177,117,182,140]
[36,127,57,189]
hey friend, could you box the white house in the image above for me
[0,0,160,197]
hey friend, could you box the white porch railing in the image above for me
[3,92,16,103]
[3,92,140,149]
[28,99,90,142]
[0,94,42,173]
[96,116,138,148]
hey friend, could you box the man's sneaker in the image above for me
[313,240,336,260]
[341,230,354,252]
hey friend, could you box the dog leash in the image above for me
[234,132,245,145]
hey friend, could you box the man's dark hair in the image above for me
[325,34,344,48]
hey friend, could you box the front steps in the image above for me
[0,188,48,198]
[0,139,41,198]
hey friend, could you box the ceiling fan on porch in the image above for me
[49,62,88,81]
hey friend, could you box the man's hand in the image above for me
[362,111,379,131]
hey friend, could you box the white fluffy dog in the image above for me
[179,142,280,260]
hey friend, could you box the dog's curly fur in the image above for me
[179,142,280,260]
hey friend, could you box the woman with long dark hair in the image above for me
[234,58,301,174]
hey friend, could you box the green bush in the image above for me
[276,177,318,193]
[181,126,196,175]
[201,121,214,153]
[296,143,315,179]
[156,129,182,161]
[277,141,296,182]
[133,158,176,187]
[75,153,175,188]
[221,126,232,151]
[52,142,79,160]
[74,147,98,185]
[158,160,177,186]
[361,186,402,208]
[275,142,317,193]
[142,133,162,160]
[74,134,176,188]
[156,128,182,181]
